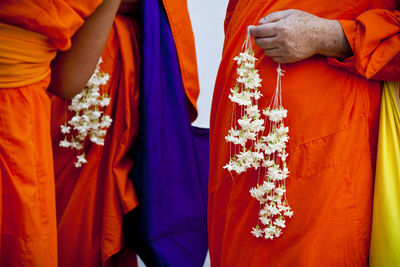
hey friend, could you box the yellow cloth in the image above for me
[0,23,57,88]
[370,81,400,267]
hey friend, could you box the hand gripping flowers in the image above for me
[59,58,112,167]
[223,27,293,240]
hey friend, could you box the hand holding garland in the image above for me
[250,9,352,63]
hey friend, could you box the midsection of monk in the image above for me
[214,0,394,156]
[208,0,396,265]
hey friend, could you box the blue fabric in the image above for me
[126,0,209,266]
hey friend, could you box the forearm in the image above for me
[49,0,121,99]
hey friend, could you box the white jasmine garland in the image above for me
[59,57,112,167]
[223,26,293,240]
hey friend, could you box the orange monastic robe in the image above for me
[0,1,101,266]
[209,1,400,266]
[162,0,200,121]
[51,15,140,267]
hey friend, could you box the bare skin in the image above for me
[48,0,122,99]
[118,0,140,14]
[250,9,352,63]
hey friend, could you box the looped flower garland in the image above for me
[59,58,112,167]
[223,27,293,240]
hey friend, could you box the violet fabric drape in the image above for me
[125,0,209,266]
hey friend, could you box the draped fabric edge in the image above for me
[370,81,400,266]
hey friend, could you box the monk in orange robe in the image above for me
[209,1,400,266]
[50,9,141,267]
[0,0,124,265]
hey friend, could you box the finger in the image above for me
[271,57,286,63]
[250,23,277,38]
[273,57,294,63]
[264,47,284,58]
[254,37,279,50]
[258,9,295,24]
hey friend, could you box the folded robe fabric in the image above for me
[0,77,56,267]
[370,81,400,267]
[0,0,102,51]
[51,15,140,267]
[0,23,56,88]
[124,0,209,266]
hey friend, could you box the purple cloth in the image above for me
[125,0,209,266]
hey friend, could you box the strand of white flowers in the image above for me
[254,64,287,238]
[269,64,281,109]
[233,28,248,160]
[249,27,259,163]
[246,26,254,51]
[276,64,281,108]
[224,30,293,240]
[247,26,264,224]
[275,65,290,208]
[273,65,290,236]
[227,29,260,174]
[278,65,283,107]
[59,57,112,167]
[269,65,284,182]
[241,25,252,53]
[229,97,235,180]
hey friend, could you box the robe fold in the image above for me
[0,1,101,266]
[51,14,140,267]
[161,0,200,121]
[124,0,209,266]
[0,77,56,267]
[0,0,102,51]
[209,1,400,266]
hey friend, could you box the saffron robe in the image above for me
[51,15,140,267]
[0,1,101,266]
[209,1,400,266]
[161,0,200,121]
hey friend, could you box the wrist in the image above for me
[318,19,352,60]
